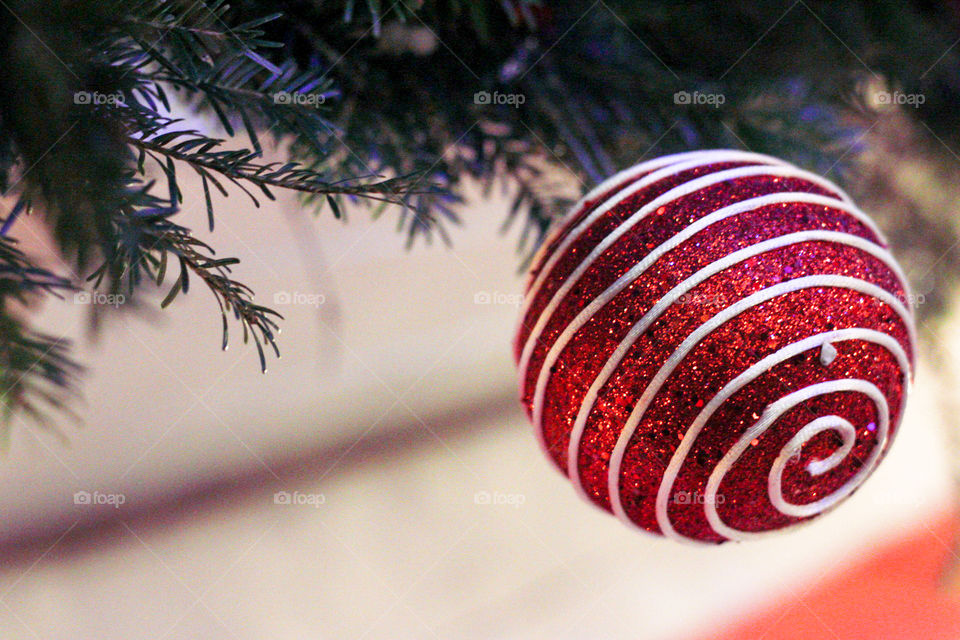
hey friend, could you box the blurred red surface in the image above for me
[703,511,960,640]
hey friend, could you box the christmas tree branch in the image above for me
[2,0,960,431]
[128,135,427,206]
[0,233,80,430]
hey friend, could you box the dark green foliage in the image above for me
[1,0,959,427]
[0,234,79,438]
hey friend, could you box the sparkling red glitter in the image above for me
[515,153,914,543]
[515,167,841,355]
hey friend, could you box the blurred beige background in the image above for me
[0,145,956,639]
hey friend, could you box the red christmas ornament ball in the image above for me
[514,149,916,543]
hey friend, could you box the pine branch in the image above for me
[2,0,960,433]
[0,233,80,432]
[83,185,283,372]
[151,228,282,374]
[128,134,430,206]
[114,0,283,77]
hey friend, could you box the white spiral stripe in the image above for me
[517,163,861,402]
[520,157,853,335]
[777,416,858,479]
[607,275,914,527]
[704,380,889,541]
[527,149,791,279]
[655,329,910,543]
[517,154,794,348]
[771,416,857,510]
[557,230,908,497]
